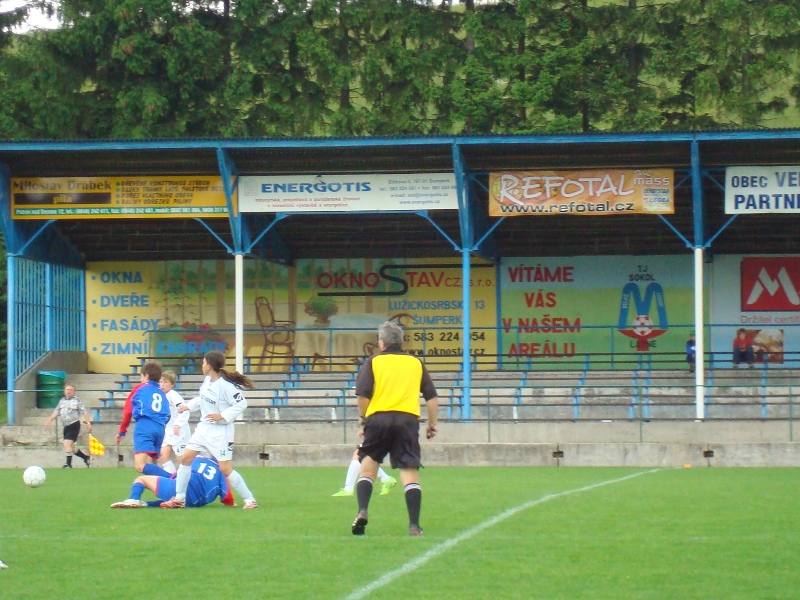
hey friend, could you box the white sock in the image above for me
[344,460,361,491]
[377,467,392,482]
[175,463,192,501]
[162,460,176,474]
[228,470,255,502]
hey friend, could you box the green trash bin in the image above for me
[37,371,67,409]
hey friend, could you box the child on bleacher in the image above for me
[685,333,696,373]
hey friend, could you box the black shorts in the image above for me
[357,411,421,469]
[63,421,80,442]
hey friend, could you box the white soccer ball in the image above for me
[23,466,46,488]
[632,314,654,336]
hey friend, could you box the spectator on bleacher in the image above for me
[685,333,696,373]
[160,350,259,510]
[158,370,191,474]
[350,320,439,537]
[732,328,755,369]
[115,362,171,473]
[44,384,92,468]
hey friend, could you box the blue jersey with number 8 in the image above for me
[131,381,171,426]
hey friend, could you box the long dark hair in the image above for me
[204,350,254,389]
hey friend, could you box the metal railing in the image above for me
[79,380,799,444]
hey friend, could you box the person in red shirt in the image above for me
[732,328,755,368]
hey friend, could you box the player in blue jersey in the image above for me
[110,455,235,508]
[115,362,172,472]
[161,351,257,510]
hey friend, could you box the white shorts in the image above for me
[186,426,233,462]
[161,431,190,455]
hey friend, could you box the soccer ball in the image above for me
[23,466,46,488]
[632,314,654,337]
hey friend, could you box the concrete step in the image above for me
[1,425,57,445]
[2,441,800,468]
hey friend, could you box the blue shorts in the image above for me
[154,476,208,507]
[133,419,166,456]
[155,477,176,501]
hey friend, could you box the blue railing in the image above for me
[140,322,800,373]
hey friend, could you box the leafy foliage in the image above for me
[1,0,798,139]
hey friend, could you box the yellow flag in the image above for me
[89,434,106,456]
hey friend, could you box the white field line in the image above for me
[342,469,661,600]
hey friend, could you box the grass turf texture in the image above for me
[0,466,797,599]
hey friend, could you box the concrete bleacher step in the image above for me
[22,366,798,428]
[1,425,56,445]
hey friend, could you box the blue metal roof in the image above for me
[1,131,799,264]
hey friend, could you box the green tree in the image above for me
[680,0,800,127]
[357,0,463,135]
[3,0,800,138]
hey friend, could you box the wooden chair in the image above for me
[255,296,296,369]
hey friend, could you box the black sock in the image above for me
[75,449,89,460]
[66,454,73,466]
[405,483,422,526]
[356,477,374,512]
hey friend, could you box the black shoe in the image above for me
[409,524,424,536]
[351,510,368,536]
[83,457,91,467]
[62,464,72,469]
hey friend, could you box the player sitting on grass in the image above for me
[111,455,234,508]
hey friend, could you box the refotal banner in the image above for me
[489,169,674,216]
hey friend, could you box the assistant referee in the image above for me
[351,320,439,536]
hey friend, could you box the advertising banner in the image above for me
[500,256,694,368]
[85,257,495,373]
[294,258,496,369]
[12,176,230,219]
[85,260,291,373]
[711,255,800,365]
[489,169,674,216]
[725,166,800,214]
[239,173,458,212]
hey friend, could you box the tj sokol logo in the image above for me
[741,257,800,312]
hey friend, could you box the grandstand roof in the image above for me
[1,131,799,264]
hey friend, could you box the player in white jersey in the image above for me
[161,350,258,510]
[158,370,191,474]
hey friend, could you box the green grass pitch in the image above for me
[0,466,797,599]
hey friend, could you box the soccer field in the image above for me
[0,466,797,599]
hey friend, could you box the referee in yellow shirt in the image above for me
[351,320,439,536]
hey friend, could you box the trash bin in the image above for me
[37,370,67,409]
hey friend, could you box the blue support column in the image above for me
[45,263,54,351]
[453,143,472,419]
[216,147,247,372]
[6,254,16,424]
[691,139,706,419]
[1,165,16,423]
[216,147,241,249]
